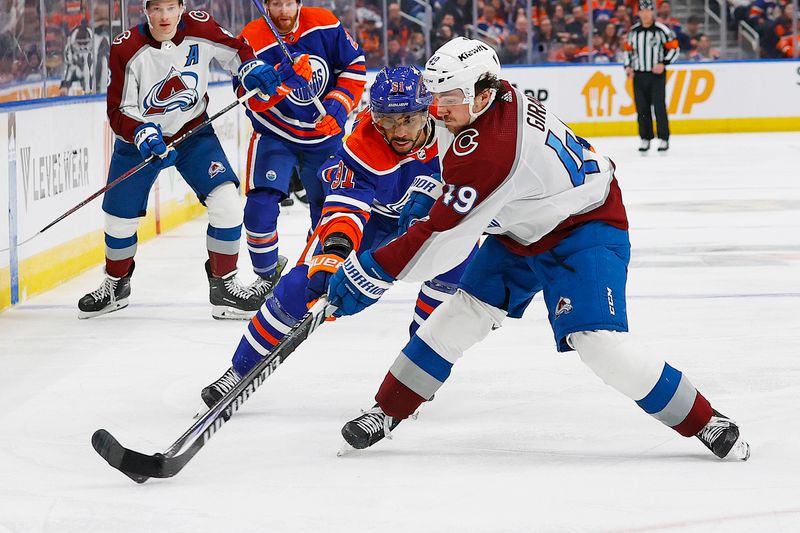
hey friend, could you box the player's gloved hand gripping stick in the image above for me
[92,297,336,483]
[250,0,327,119]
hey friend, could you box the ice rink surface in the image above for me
[1,132,799,532]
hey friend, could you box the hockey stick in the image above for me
[249,0,327,118]
[91,297,335,483]
[30,87,261,238]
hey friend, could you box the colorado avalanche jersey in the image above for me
[107,10,255,143]
[236,6,366,145]
[303,110,440,259]
[373,81,629,282]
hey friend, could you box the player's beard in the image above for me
[387,126,426,156]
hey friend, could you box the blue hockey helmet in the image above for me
[369,66,433,115]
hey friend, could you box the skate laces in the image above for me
[223,275,253,300]
[355,407,395,440]
[250,275,276,297]
[215,368,240,394]
[697,415,731,445]
[89,277,119,302]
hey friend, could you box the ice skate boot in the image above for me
[206,261,262,320]
[249,255,288,302]
[638,139,650,153]
[78,263,135,319]
[696,410,750,460]
[341,405,401,450]
[201,366,241,409]
[657,139,669,153]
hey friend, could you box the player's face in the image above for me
[373,110,428,155]
[146,0,183,41]
[268,0,299,33]
[433,88,491,133]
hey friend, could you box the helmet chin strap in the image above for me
[468,89,496,125]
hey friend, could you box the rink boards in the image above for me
[1,60,799,310]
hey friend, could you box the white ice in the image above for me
[1,132,799,532]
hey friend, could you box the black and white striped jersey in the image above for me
[624,22,680,72]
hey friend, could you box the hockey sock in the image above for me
[409,279,458,337]
[206,225,241,277]
[104,214,139,278]
[231,265,309,375]
[244,189,282,279]
[569,330,714,437]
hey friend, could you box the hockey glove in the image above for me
[305,233,353,304]
[314,94,349,137]
[134,123,177,170]
[239,59,280,100]
[398,173,444,233]
[327,250,394,317]
[275,52,312,96]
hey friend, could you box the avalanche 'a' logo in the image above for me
[208,161,226,178]
[555,297,573,318]
[143,67,199,116]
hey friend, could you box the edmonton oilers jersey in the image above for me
[237,6,366,145]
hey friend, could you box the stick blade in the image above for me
[91,429,155,484]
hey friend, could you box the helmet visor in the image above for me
[431,89,471,106]
[371,110,428,131]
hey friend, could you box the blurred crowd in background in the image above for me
[1,0,797,103]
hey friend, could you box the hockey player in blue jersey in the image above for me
[200,66,478,408]
[232,0,367,302]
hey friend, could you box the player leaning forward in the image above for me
[78,0,283,319]
[330,38,750,461]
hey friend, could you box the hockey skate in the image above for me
[78,263,135,319]
[657,139,669,153]
[249,255,288,302]
[339,405,401,454]
[638,139,650,153]
[696,410,750,460]
[206,261,262,320]
[201,366,241,411]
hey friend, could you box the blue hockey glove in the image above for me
[239,59,280,100]
[398,173,444,233]
[276,52,312,91]
[134,123,177,170]
[327,250,394,317]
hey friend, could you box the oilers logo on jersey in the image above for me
[286,55,328,106]
[143,67,199,116]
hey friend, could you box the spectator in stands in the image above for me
[552,4,569,38]
[656,0,682,35]
[439,0,471,36]
[688,33,721,60]
[565,5,587,42]
[552,34,589,62]
[387,37,406,67]
[589,27,615,62]
[603,16,620,46]
[477,3,507,48]
[387,2,410,47]
[407,31,427,65]
[10,46,42,82]
[678,14,702,52]
[762,3,796,58]
[434,23,455,50]
[498,32,527,63]
[358,18,383,68]
[510,13,530,43]
[534,17,560,62]
[749,0,781,30]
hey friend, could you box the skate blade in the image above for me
[193,402,210,420]
[337,441,358,457]
[78,299,129,319]
[211,305,257,320]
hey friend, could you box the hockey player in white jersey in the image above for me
[78,0,284,320]
[330,38,750,461]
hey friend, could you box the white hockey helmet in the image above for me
[423,37,501,104]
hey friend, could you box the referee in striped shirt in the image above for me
[624,0,680,153]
